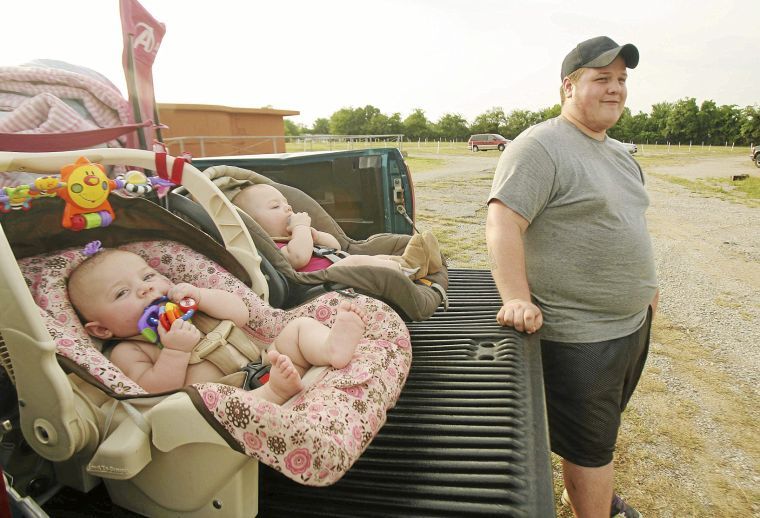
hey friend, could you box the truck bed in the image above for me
[258,269,554,517]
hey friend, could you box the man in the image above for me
[486,36,659,518]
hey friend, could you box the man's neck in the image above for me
[560,111,607,141]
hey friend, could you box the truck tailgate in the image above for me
[259,269,554,517]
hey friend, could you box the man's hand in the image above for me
[496,298,544,334]
[168,283,201,304]
[158,319,201,353]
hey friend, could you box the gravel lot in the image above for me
[411,152,760,517]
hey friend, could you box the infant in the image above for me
[233,183,442,279]
[68,247,367,401]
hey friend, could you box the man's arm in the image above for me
[650,288,659,315]
[485,200,543,334]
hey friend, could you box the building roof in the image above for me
[158,103,299,116]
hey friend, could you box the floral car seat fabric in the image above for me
[18,240,412,485]
[201,165,448,321]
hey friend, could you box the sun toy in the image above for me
[138,296,198,346]
[55,157,127,231]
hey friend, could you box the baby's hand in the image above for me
[158,319,201,353]
[288,212,311,232]
[168,283,201,304]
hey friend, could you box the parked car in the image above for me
[751,145,760,167]
[468,133,511,152]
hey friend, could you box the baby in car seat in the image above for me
[233,184,443,280]
[67,245,367,400]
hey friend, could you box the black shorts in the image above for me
[540,310,652,467]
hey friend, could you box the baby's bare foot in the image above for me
[327,301,366,369]
[265,350,303,404]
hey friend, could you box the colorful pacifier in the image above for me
[138,296,198,346]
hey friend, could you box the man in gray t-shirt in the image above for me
[487,36,658,518]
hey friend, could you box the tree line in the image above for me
[285,98,760,145]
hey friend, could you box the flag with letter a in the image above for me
[120,0,166,149]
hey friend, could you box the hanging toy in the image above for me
[56,157,126,231]
[119,170,154,196]
[138,296,198,347]
[0,157,176,227]
[0,185,33,212]
[31,176,65,198]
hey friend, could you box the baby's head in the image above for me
[234,184,292,237]
[68,249,173,340]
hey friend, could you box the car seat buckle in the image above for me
[241,362,271,389]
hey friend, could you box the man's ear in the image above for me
[84,321,114,340]
[562,78,574,99]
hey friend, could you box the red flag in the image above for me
[120,0,166,149]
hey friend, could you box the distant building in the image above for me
[157,103,299,157]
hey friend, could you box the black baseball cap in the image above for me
[561,36,639,79]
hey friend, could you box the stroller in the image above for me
[0,148,411,516]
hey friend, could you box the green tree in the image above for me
[648,102,672,143]
[471,107,507,135]
[665,98,699,143]
[311,118,330,134]
[434,113,470,140]
[537,104,561,122]
[403,109,430,140]
[608,107,634,142]
[714,104,742,144]
[502,109,540,139]
[740,105,760,145]
[329,105,381,135]
[284,119,301,136]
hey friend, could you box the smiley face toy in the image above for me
[57,157,125,231]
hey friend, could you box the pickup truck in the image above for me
[2,148,554,517]
[751,145,760,167]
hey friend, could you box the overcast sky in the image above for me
[6,0,759,127]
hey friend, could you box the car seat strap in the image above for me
[313,246,349,264]
[188,313,265,375]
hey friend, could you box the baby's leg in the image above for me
[273,302,366,371]
[338,254,402,272]
[250,350,303,405]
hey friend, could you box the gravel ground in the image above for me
[646,172,760,391]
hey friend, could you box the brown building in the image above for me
[157,103,299,157]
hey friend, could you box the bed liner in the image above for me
[258,269,554,517]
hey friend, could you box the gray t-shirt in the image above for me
[488,117,657,343]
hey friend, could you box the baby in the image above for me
[67,247,366,402]
[233,183,442,280]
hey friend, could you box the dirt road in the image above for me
[412,152,760,517]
